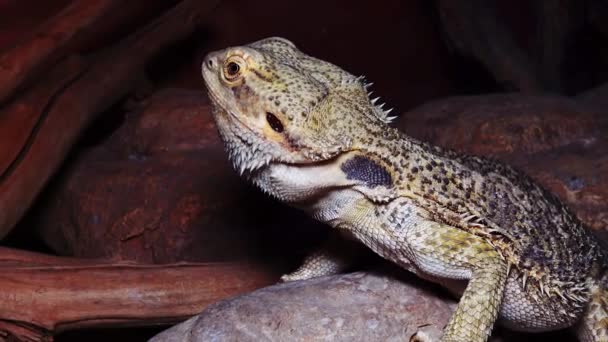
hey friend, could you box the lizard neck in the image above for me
[249,154,366,226]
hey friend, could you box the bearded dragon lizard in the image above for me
[201,37,608,341]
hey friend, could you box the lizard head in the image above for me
[202,37,396,176]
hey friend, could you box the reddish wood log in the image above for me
[0,0,220,240]
[0,0,119,104]
[0,1,70,50]
[0,0,180,104]
[0,246,104,267]
[0,56,87,193]
[0,247,275,342]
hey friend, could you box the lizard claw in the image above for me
[409,324,443,342]
[280,270,316,282]
[409,330,434,342]
[280,273,299,282]
[410,331,433,342]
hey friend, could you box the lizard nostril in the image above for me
[207,59,214,68]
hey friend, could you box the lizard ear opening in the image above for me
[341,155,392,188]
[266,112,284,133]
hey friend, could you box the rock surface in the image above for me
[149,270,576,342]
[37,88,325,263]
[149,271,456,342]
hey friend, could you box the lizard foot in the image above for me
[280,270,317,282]
[409,324,443,342]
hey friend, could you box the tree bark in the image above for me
[0,0,120,104]
[0,0,221,240]
[0,247,275,342]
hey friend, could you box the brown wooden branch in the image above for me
[0,247,105,267]
[0,247,275,342]
[0,0,180,105]
[0,56,88,198]
[0,0,120,104]
[0,0,221,240]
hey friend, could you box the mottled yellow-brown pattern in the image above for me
[202,37,608,341]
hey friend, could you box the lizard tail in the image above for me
[576,272,608,342]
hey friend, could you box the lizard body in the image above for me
[201,37,608,341]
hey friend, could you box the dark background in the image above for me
[4,0,605,113]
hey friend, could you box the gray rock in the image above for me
[149,271,456,342]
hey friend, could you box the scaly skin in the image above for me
[201,37,608,341]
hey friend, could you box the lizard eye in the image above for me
[266,112,284,133]
[226,62,239,76]
[223,56,245,81]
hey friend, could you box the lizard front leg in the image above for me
[341,198,509,341]
[281,231,362,282]
[406,221,509,342]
